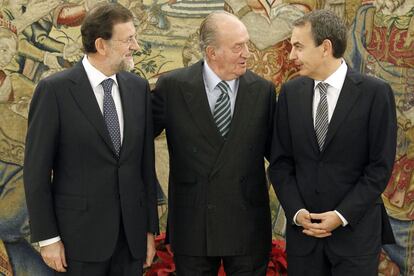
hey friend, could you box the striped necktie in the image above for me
[102,78,121,156]
[213,81,232,137]
[315,82,329,151]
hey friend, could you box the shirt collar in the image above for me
[82,55,118,89]
[203,60,237,94]
[314,59,347,91]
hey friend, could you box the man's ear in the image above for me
[95,37,108,56]
[206,45,216,61]
[321,39,333,57]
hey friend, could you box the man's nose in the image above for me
[289,47,296,60]
[241,42,250,58]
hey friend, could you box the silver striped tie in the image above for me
[213,81,232,137]
[315,82,329,151]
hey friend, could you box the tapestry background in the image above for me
[0,0,412,275]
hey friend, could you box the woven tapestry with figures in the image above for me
[0,0,412,275]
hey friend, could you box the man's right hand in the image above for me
[40,240,67,272]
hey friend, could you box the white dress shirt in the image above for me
[294,60,349,227]
[312,60,347,125]
[82,55,124,142]
[202,60,238,116]
[38,56,125,247]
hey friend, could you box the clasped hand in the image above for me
[296,209,343,238]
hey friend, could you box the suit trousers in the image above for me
[55,222,143,276]
[287,239,380,276]
[174,254,269,276]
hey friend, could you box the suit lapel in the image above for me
[210,73,256,177]
[299,78,320,155]
[117,73,134,161]
[68,63,117,156]
[323,70,362,151]
[225,75,254,142]
[181,61,224,150]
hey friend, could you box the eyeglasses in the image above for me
[111,36,138,45]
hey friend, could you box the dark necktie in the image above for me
[101,78,121,156]
[315,82,329,151]
[213,81,232,137]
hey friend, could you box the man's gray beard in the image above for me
[375,0,405,13]
[118,59,134,72]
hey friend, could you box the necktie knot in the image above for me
[317,82,328,98]
[102,78,114,96]
[216,81,230,95]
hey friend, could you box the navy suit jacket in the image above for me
[24,62,159,261]
[269,68,396,257]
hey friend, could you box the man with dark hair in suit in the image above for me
[268,9,397,276]
[23,3,158,275]
[152,11,276,276]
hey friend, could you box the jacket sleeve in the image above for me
[142,80,160,234]
[267,84,307,222]
[264,82,277,161]
[151,75,168,138]
[336,82,397,226]
[23,79,60,242]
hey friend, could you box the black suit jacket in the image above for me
[152,60,276,256]
[268,68,396,257]
[24,62,159,262]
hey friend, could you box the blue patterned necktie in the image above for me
[101,78,121,156]
[213,81,232,137]
[315,82,329,151]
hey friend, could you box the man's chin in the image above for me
[297,68,307,76]
[120,60,135,72]
[236,68,247,77]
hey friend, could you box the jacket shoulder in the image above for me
[243,70,272,86]
[281,76,311,93]
[119,71,149,86]
[39,67,77,85]
[157,63,200,84]
[347,69,392,95]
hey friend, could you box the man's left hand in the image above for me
[309,211,343,232]
[143,233,156,268]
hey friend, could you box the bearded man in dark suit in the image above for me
[24,3,158,275]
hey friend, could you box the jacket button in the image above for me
[207,204,215,210]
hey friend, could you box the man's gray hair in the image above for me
[199,11,239,56]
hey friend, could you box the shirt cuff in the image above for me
[334,210,348,226]
[38,236,61,247]
[293,208,307,226]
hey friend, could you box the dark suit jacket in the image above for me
[268,68,396,257]
[152,60,276,256]
[23,62,159,262]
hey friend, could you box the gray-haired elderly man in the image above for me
[152,11,276,275]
